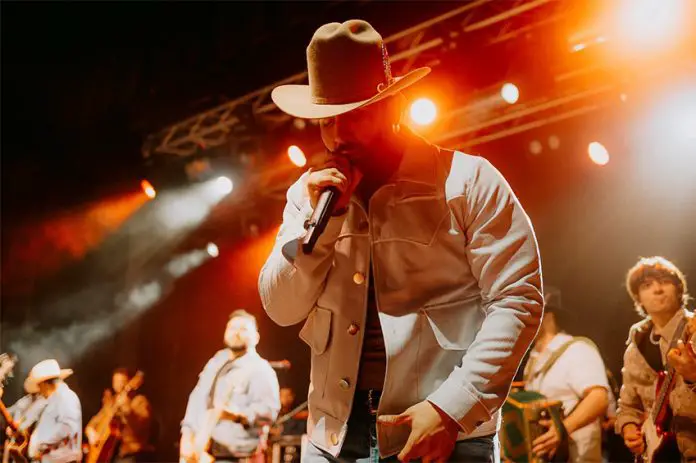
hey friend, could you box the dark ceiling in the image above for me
[1,1,460,223]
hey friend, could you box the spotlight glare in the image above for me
[214,176,233,195]
[501,83,520,104]
[618,0,685,50]
[141,180,156,199]
[588,142,610,166]
[409,98,437,126]
[287,145,307,167]
[206,242,219,258]
[529,140,543,155]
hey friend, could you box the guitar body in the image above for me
[85,427,120,463]
[637,371,682,463]
[5,430,30,463]
[189,408,223,463]
[86,372,145,463]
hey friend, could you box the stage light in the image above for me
[287,145,307,167]
[206,242,219,258]
[548,135,561,150]
[501,83,520,104]
[141,180,156,199]
[588,142,610,165]
[618,0,685,50]
[529,140,543,155]
[214,176,233,195]
[409,98,437,126]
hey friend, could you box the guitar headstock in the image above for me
[0,353,18,386]
[126,370,145,392]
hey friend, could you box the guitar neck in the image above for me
[0,400,20,432]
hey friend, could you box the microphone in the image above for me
[268,360,292,370]
[302,186,340,255]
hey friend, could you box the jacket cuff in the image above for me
[281,203,347,264]
[426,377,492,435]
[614,414,641,435]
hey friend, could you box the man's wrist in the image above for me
[427,400,461,436]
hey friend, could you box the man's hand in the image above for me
[305,155,362,212]
[378,400,459,462]
[85,427,99,445]
[668,339,696,383]
[622,423,645,455]
[532,419,560,459]
[179,431,196,461]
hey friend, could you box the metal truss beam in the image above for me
[142,0,557,159]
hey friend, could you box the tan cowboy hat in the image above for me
[24,359,73,393]
[271,19,430,119]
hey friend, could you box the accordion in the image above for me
[500,389,567,462]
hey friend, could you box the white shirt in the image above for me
[526,333,610,463]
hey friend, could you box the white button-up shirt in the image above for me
[526,333,610,463]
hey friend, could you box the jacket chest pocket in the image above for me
[372,190,449,246]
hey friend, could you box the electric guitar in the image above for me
[0,353,30,463]
[85,371,145,463]
[636,323,692,462]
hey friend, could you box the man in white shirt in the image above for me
[523,288,609,462]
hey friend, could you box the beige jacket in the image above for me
[258,131,543,458]
[615,309,696,460]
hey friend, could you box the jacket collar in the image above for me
[389,126,447,187]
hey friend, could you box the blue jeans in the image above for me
[303,390,499,462]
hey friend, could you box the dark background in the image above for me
[2,1,695,461]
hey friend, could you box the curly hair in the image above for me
[625,256,690,317]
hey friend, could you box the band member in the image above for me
[615,256,696,460]
[259,20,543,462]
[24,359,82,463]
[85,368,154,463]
[523,288,609,462]
[180,310,281,462]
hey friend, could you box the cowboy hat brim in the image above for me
[24,369,73,394]
[271,67,431,120]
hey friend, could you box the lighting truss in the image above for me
[141,0,558,159]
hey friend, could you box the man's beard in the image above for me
[226,342,248,355]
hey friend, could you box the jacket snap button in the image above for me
[330,432,339,446]
[353,272,365,285]
[338,378,351,390]
[347,323,360,335]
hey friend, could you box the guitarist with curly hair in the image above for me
[616,257,696,462]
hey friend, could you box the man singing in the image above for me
[615,257,696,461]
[180,310,281,462]
[259,20,543,462]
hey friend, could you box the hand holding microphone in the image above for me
[302,154,363,254]
[306,155,362,211]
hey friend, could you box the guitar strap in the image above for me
[637,318,688,373]
[207,358,236,410]
[637,329,664,373]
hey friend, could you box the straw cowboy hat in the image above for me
[24,359,73,393]
[271,19,430,119]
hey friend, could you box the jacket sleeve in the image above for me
[181,355,220,433]
[427,156,543,434]
[258,173,348,326]
[614,345,646,433]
